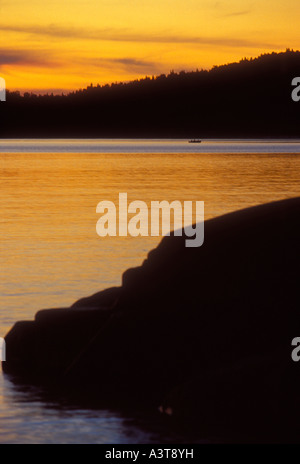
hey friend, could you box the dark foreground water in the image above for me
[1,139,300,443]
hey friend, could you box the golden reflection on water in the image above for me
[1,152,300,335]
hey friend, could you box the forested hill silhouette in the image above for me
[2,50,300,138]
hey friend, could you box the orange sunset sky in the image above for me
[0,0,300,93]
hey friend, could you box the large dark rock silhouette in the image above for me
[3,197,300,441]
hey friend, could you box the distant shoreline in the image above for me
[2,51,300,139]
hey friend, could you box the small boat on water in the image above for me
[188,139,202,143]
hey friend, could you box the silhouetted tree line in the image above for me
[1,50,300,137]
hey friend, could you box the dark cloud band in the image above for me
[0,23,280,49]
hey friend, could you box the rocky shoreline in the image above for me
[3,197,300,441]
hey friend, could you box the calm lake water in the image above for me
[1,139,300,443]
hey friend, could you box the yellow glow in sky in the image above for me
[0,0,300,93]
